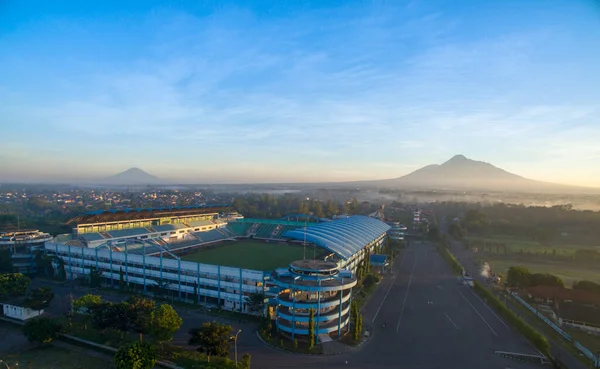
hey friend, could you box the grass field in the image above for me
[467,234,600,286]
[1,345,111,369]
[467,235,600,256]
[474,254,600,287]
[179,240,315,270]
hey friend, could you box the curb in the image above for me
[254,330,371,356]
[255,331,322,356]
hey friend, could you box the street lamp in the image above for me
[230,329,242,366]
[0,360,16,369]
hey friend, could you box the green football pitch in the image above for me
[179,240,320,271]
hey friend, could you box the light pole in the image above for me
[231,329,242,366]
[0,359,15,369]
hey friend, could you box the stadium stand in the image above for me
[192,229,228,243]
[108,228,149,239]
[225,222,251,237]
[80,233,105,242]
[187,220,214,228]
[153,224,178,232]
[255,224,278,238]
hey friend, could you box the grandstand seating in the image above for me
[108,228,149,239]
[255,224,278,238]
[226,222,251,237]
[192,229,227,244]
[81,233,105,242]
[187,220,215,228]
[153,224,178,232]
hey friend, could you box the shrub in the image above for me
[114,341,156,369]
[22,317,63,344]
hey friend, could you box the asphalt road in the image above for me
[34,242,544,368]
[449,241,587,369]
[249,241,543,369]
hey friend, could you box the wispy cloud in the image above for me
[0,1,599,185]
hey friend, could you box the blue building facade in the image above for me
[271,260,356,341]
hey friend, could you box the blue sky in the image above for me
[1,1,599,186]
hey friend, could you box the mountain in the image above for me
[100,167,164,185]
[372,155,591,193]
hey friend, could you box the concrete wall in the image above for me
[2,303,42,321]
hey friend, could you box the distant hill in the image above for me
[368,155,595,193]
[100,167,164,185]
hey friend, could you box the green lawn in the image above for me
[466,235,600,257]
[2,345,112,369]
[179,240,311,271]
[474,254,600,287]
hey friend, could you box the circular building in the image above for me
[272,259,357,341]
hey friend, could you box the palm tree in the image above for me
[244,292,266,315]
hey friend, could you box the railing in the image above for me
[510,291,600,367]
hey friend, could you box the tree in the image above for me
[128,296,155,342]
[573,280,600,294]
[22,317,62,344]
[188,321,232,359]
[506,266,532,288]
[0,272,30,298]
[119,267,125,289]
[245,292,266,315]
[308,307,315,350]
[241,353,251,369]
[0,249,13,273]
[72,294,102,314]
[72,294,102,330]
[113,341,156,369]
[148,303,182,344]
[89,267,103,287]
[90,302,118,333]
[448,223,464,240]
[530,273,564,288]
[23,287,54,314]
[363,274,379,291]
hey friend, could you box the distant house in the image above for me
[1,301,43,321]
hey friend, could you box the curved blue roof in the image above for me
[283,216,391,260]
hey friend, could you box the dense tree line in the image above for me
[506,266,565,289]
[433,202,600,246]
[232,193,361,219]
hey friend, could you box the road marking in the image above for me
[371,248,407,322]
[458,289,499,337]
[371,274,396,323]
[396,255,418,332]
[444,313,459,330]
[469,289,509,329]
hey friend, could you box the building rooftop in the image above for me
[68,204,231,225]
[290,259,339,272]
[283,215,391,260]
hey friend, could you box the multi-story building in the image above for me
[1,228,53,274]
[271,259,356,341]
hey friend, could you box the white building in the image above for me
[44,242,267,313]
[2,303,43,321]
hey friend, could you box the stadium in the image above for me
[45,205,390,339]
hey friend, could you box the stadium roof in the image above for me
[68,204,231,225]
[283,215,391,260]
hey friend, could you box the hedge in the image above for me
[435,244,551,355]
[473,280,550,355]
[435,245,463,275]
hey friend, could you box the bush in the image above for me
[22,317,63,344]
[473,281,550,355]
[437,245,550,355]
[114,341,156,369]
